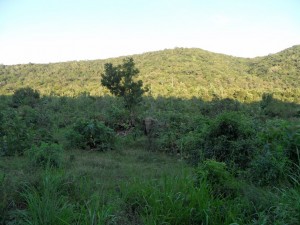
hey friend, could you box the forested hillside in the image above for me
[1,47,300,224]
[0,45,299,102]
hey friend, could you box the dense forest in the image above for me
[0,46,300,224]
[1,45,300,102]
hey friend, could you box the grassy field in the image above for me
[1,140,192,224]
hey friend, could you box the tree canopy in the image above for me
[101,58,147,110]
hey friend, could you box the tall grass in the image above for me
[16,169,119,225]
[122,173,243,225]
[74,194,118,225]
[17,169,74,225]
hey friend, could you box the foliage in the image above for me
[0,66,300,224]
[248,120,300,185]
[16,169,118,225]
[152,111,208,155]
[17,170,74,225]
[200,98,242,116]
[122,174,242,225]
[103,100,131,131]
[249,148,288,186]
[248,45,300,89]
[68,119,115,151]
[11,87,40,108]
[259,120,300,164]
[1,46,300,102]
[261,93,299,118]
[196,160,241,198]
[26,142,63,168]
[101,58,148,110]
[0,110,33,156]
[203,112,257,168]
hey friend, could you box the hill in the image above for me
[1,46,300,224]
[0,45,299,102]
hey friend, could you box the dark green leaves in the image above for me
[101,58,147,110]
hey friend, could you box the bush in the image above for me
[68,119,115,151]
[155,112,208,155]
[203,112,257,169]
[11,87,40,108]
[104,102,131,131]
[258,120,300,164]
[26,142,63,168]
[249,147,288,186]
[0,111,33,156]
[250,120,300,185]
[177,131,204,165]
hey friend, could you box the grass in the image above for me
[64,145,188,191]
[1,138,300,224]
[0,145,189,224]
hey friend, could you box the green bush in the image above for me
[259,120,300,164]
[11,87,40,108]
[248,147,288,186]
[0,111,33,156]
[26,142,63,168]
[177,131,204,165]
[104,102,131,131]
[68,119,115,151]
[155,112,208,155]
[203,112,257,169]
[251,120,300,185]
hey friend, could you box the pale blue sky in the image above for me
[0,0,299,64]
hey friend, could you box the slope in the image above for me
[0,46,299,102]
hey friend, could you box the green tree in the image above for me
[101,58,147,111]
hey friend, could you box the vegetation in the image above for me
[101,57,148,111]
[1,45,300,102]
[0,46,300,224]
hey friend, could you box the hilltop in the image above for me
[0,45,299,102]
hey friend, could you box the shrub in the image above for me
[155,112,208,155]
[68,119,115,151]
[249,147,288,186]
[251,120,300,185]
[26,142,63,168]
[0,111,33,156]
[177,131,204,165]
[11,87,40,108]
[203,112,256,169]
[104,102,131,131]
[258,120,300,164]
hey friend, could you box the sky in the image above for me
[0,0,299,65]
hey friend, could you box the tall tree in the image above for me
[101,58,147,111]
